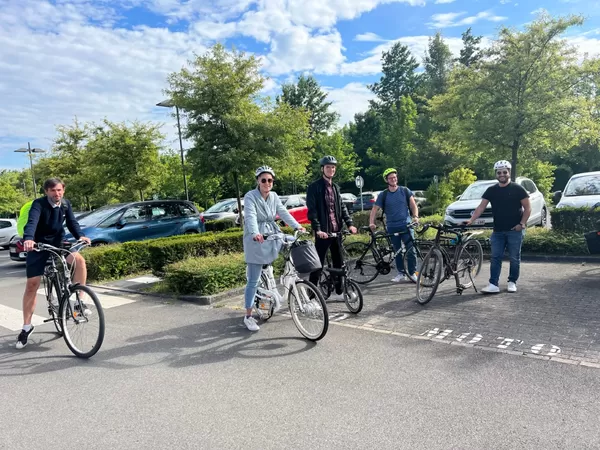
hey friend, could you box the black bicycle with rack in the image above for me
[343,222,432,285]
[318,231,364,314]
[38,241,105,358]
[415,224,484,305]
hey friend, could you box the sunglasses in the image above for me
[260,178,273,184]
[496,171,509,175]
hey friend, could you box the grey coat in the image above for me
[243,188,301,265]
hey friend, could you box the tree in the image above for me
[346,109,385,190]
[366,96,418,185]
[278,75,339,136]
[368,42,420,110]
[423,32,454,98]
[308,130,359,183]
[430,15,599,180]
[0,170,27,216]
[457,27,483,67]
[88,120,164,201]
[166,44,311,221]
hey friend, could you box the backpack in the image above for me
[379,187,412,220]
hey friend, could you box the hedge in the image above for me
[84,231,244,281]
[550,206,600,234]
[205,219,240,232]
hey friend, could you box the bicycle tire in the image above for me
[403,240,433,283]
[254,273,275,321]
[344,279,363,314]
[45,276,64,336]
[288,280,329,341]
[344,242,380,284]
[60,285,105,358]
[455,239,484,287]
[416,248,443,305]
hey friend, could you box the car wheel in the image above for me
[184,230,198,235]
[92,241,108,247]
[539,207,548,228]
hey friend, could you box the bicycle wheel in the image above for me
[45,276,63,336]
[455,239,484,287]
[403,240,433,283]
[288,280,329,341]
[416,248,443,305]
[344,279,363,314]
[344,242,380,284]
[60,285,105,358]
[254,273,275,321]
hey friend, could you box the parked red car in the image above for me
[277,195,310,225]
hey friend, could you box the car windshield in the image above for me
[205,200,236,213]
[460,183,496,201]
[564,174,600,197]
[77,205,124,227]
[359,193,374,200]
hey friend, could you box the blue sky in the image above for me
[1,0,599,171]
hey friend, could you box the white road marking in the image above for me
[128,276,160,284]
[468,334,483,344]
[435,329,453,339]
[456,333,471,343]
[0,304,45,331]
[36,289,135,309]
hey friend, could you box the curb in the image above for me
[88,283,245,306]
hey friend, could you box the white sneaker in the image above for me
[481,283,500,294]
[408,273,418,283]
[391,274,406,282]
[329,293,345,301]
[244,316,260,331]
[507,282,517,293]
[273,296,281,313]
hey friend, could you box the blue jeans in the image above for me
[244,263,264,310]
[489,230,524,286]
[388,225,416,275]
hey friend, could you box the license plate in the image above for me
[474,219,486,226]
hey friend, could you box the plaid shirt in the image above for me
[324,181,339,232]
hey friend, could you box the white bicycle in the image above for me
[253,231,329,341]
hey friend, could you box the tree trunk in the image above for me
[139,190,144,201]
[233,171,244,227]
[511,139,519,181]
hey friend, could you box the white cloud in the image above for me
[354,32,386,42]
[566,36,600,59]
[434,0,456,4]
[530,8,547,15]
[325,83,375,126]
[428,10,507,28]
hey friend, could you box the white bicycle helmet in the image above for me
[255,165,275,178]
[494,160,512,170]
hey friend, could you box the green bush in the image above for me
[164,253,247,296]
[550,207,600,234]
[351,211,371,228]
[522,228,588,255]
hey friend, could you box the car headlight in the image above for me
[445,208,454,216]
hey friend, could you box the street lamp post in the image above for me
[14,142,45,197]
[156,99,189,201]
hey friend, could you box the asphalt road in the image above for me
[1,283,600,449]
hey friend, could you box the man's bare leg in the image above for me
[22,276,41,325]
[67,253,87,286]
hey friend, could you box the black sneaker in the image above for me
[16,326,35,349]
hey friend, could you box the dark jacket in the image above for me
[306,178,353,234]
[23,197,84,245]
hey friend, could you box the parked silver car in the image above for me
[0,218,17,249]
[444,178,547,228]
[554,171,600,208]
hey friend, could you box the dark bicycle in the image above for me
[415,224,484,305]
[38,241,105,358]
[319,231,364,314]
[343,222,432,285]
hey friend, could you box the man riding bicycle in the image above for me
[16,178,91,349]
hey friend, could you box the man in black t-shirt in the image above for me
[466,160,531,294]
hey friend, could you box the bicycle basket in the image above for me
[290,240,322,274]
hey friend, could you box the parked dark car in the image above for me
[352,191,382,213]
[340,193,357,213]
[8,200,205,260]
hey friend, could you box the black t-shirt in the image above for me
[482,182,529,232]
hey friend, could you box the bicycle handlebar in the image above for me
[34,240,89,253]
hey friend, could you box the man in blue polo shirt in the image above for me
[16,178,91,349]
[369,168,419,282]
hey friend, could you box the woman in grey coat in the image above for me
[242,166,305,331]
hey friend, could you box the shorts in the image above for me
[26,250,51,279]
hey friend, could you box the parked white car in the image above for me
[0,218,18,249]
[554,171,600,208]
[444,178,548,228]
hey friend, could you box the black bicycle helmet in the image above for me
[319,155,338,166]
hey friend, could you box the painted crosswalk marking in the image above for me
[36,289,135,309]
[468,334,483,344]
[0,305,46,331]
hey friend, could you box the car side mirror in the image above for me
[456,195,461,200]
[233,208,239,214]
[552,191,562,204]
[115,218,126,229]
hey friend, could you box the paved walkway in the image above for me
[216,261,600,367]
